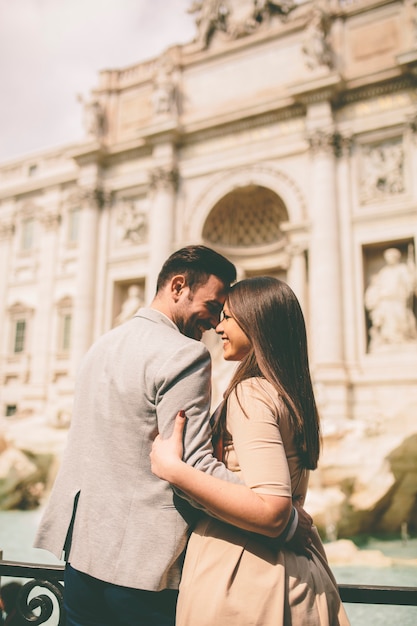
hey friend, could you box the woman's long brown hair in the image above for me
[215,276,321,470]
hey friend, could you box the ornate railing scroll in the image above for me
[0,559,65,625]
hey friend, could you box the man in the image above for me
[35,245,310,626]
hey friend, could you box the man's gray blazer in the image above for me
[34,308,239,591]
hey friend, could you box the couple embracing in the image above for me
[35,245,349,626]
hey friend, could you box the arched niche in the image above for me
[187,164,306,245]
[202,184,288,253]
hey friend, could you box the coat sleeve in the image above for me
[154,341,242,492]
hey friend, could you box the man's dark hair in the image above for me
[156,245,236,293]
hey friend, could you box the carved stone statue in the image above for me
[256,0,296,20]
[365,246,417,352]
[188,0,228,48]
[152,56,178,115]
[188,0,296,48]
[115,285,144,326]
[302,0,333,70]
[78,95,106,140]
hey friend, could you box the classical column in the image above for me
[335,134,357,364]
[30,209,61,396]
[308,128,344,369]
[71,188,103,376]
[0,220,15,381]
[285,242,308,319]
[145,166,178,303]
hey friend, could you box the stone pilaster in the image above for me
[305,108,351,425]
[284,242,308,318]
[335,134,357,366]
[145,166,178,303]
[71,187,107,376]
[0,220,15,383]
[307,127,344,368]
[30,208,61,395]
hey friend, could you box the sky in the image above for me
[0,0,196,162]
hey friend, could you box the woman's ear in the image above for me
[170,275,187,301]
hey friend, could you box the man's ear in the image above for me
[171,275,187,301]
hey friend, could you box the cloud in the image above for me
[0,0,195,161]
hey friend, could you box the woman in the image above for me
[151,277,350,626]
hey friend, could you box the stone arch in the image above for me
[202,184,288,251]
[188,164,306,243]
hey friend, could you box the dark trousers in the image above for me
[64,564,178,626]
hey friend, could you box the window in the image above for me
[8,303,32,357]
[68,207,80,244]
[5,405,17,417]
[21,217,34,251]
[14,319,26,353]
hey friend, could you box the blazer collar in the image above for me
[134,307,179,333]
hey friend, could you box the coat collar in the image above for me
[134,307,179,332]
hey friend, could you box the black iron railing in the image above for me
[1,559,417,625]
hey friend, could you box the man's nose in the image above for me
[215,321,224,334]
[206,312,220,330]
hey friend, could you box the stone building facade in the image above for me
[0,0,417,532]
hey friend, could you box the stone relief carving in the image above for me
[114,284,144,326]
[365,246,417,352]
[188,0,296,49]
[116,198,148,245]
[302,0,334,70]
[359,139,404,203]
